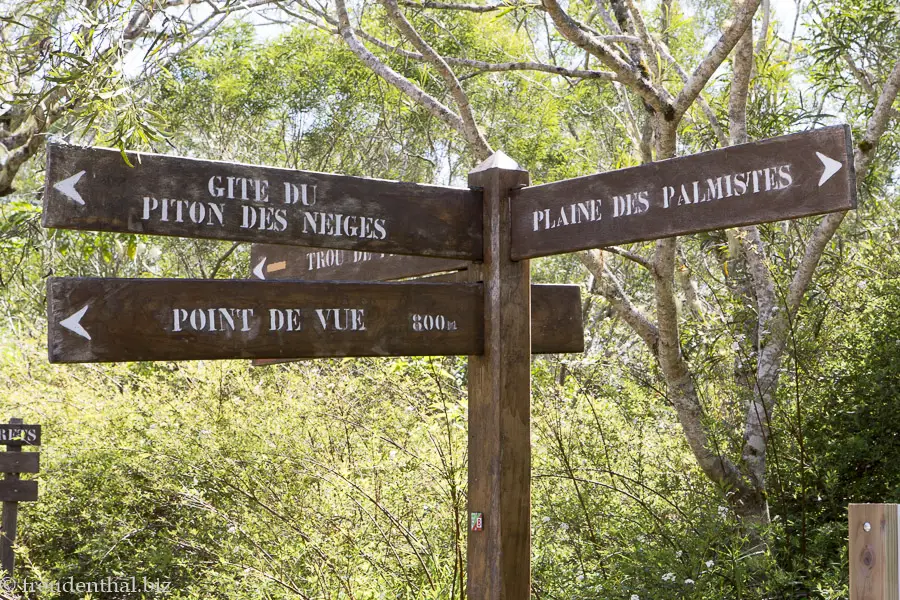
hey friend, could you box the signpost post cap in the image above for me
[468,151,529,189]
[470,150,524,174]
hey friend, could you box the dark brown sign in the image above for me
[0,425,40,446]
[253,283,583,365]
[0,453,39,474]
[47,278,484,363]
[511,125,857,259]
[43,144,482,260]
[0,481,37,502]
[250,244,469,281]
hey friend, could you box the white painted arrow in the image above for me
[60,305,91,340]
[53,170,86,205]
[816,152,843,187]
[253,257,267,280]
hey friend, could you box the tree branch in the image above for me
[333,0,469,142]
[578,249,659,353]
[785,58,900,317]
[381,0,492,159]
[651,237,752,498]
[400,0,541,12]
[727,1,753,146]
[603,245,652,270]
[673,0,760,122]
[540,0,674,117]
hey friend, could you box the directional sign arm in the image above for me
[42,144,483,260]
[47,277,484,363]
[511,125,856,259]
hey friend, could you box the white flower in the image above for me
[630,595,640,600]
[661,573,675,582]
[542,516,551,523]
[705,560,714,568]
[717,505,729,518]
[675,550,683,558]
[559,522,569,531]
[389,450,397,459]
[576,575,584,582]
[684,579,694,585]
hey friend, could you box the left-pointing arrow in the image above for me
[60,305,91,340]
[252,257,267,280]
[53,170,86,205]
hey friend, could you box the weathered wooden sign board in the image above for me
[250,243,470,281]
[249,243,584,361]
[252,283,582,363]
[0,424,40,446]
[47,278,484,363]
[0,481,37,503]
[43,144,482,260]
[511,125,856,259]
[0,418,40,577]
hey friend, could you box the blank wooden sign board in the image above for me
[41,126,857,599]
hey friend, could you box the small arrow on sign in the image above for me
[60,305,91,340]
[816,152,843,187]
[252,257,267,280]
[53,170,86,205]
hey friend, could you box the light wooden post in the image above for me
[466,152,531,600]
[850,503,900,600]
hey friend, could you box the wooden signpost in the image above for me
[0,418,40,578]
[511,125,856,259]
[47,278,483,363]
[248,243,584,360]
[41,125,857,600]
[43,144,482,260]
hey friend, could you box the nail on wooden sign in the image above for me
[250,244,469,281]
[511,125,857,259]
[43,144,482,260]
[47,278,484,363]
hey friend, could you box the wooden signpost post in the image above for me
[42,125,856,599]
[0,418,40,578]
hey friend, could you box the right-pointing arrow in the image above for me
[252,257,267,280]
[60,305,91,340]
[53,170,86,205]
[816,152,843,187]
